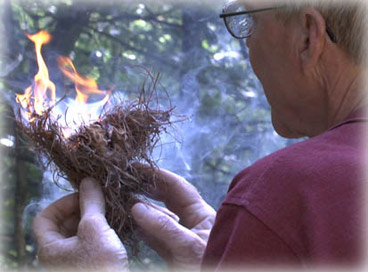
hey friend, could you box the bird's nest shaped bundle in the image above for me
[16,76,174,253]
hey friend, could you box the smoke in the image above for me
[150,4,299,208]
[18,0,299,220]
[3,0,302,268]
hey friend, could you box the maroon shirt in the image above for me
[202,111,367,269]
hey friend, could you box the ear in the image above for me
[298,8,326,71]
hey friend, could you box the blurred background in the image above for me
[0,0,300,270]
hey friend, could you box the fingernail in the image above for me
[133,203,149,212]
[132,203,150,220]
[80,177,96,191]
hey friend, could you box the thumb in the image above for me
[79,177,105,218]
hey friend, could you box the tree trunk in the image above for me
[2,0,27,267]
[14,119,27,268]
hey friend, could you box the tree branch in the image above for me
[83,25,178,69]
[89,10,182,29]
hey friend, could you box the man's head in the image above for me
[274,0,366,66]
[222,0,367,138]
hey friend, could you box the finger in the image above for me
[134,226,171,260]
[132,203,200,255]
[78,177,112,242]
[135,164,201,210]
[135,164,216,228]
[79,177,105,218]
[149,202,179,222]
[33,193,79,246]
[59,212,80,237]
[135,164,198,204]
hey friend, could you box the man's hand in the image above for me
[132,166,216,271]
[33,178,128,271]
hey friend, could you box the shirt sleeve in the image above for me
[201,202,300,270]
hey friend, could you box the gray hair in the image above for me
[274,0,367,65]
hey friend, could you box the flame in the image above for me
[16,30,56,117]
[57,56,111,104]
[16,30,111,127]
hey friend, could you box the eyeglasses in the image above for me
[219,1,337,43]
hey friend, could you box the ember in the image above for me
[15,30,173,251]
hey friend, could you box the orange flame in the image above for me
[57,56,111,104]
[16,30,56,118]
[16,30,111,125]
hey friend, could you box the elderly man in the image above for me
[33,0,367,270]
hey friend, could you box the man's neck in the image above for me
[325,65,367,129]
